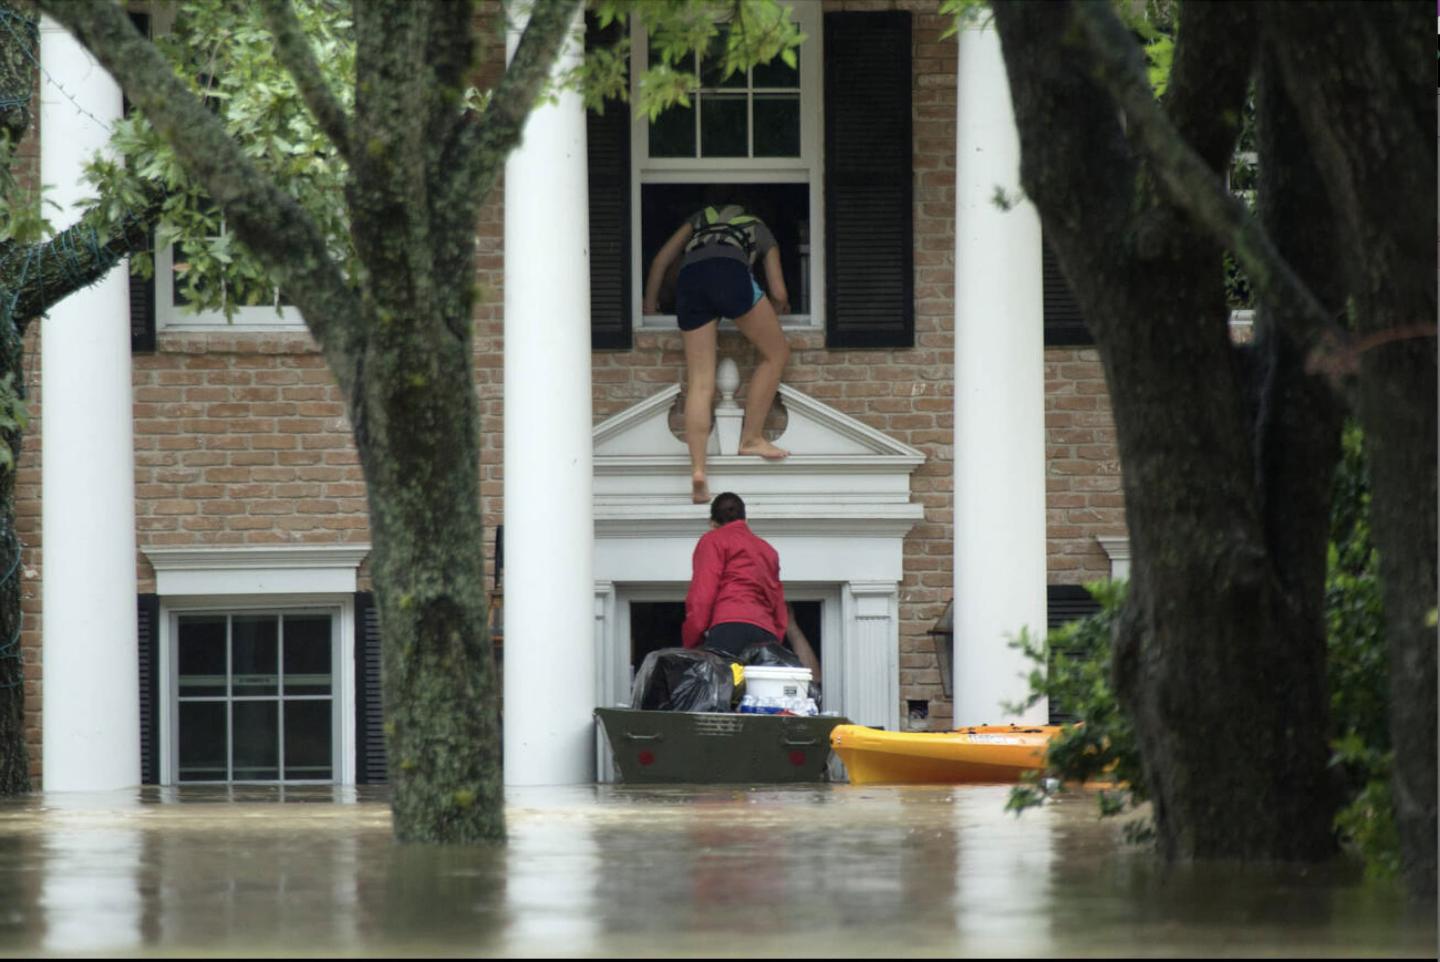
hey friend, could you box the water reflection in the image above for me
[0,784,1429,957]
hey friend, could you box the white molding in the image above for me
[1096,535,1131,581]
[144,545,370,596]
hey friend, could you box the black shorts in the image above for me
[702,621,779,658]
[675,258,764,332]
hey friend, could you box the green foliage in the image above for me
[1004,579,1152,842]
[83,0,357,318]
[1326,423,1396,878]
[579,0,805,120]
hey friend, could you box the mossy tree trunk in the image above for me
[992,0,1434,885]
[40,0,583,841]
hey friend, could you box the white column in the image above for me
[39,19,140,790]
[952,25,1047,725]
[503,7,595,785]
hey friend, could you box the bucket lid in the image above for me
[743,665,811,681]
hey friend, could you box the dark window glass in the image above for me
[232,701,279,781]
[700,93,747,157]
[753,49,799,88]
[753,94,800,157]
[649,101,695,157]
[283,701,333,781]
[283,615,333,696]
[701,28,746,89]
[177,616,227,697]
[232,615,278,696]
[177,701,227,782]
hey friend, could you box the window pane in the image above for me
[753,49,799,89]
[700,28,745,89]
[232,615,278,696]
[649,101,695,157]
[177,616,227,697]
[283,615,333,696]
[178,701,227,782]
[753,94,800,158]
[700,93,747,158]
[232,701,279,781]
[283,701,333,781]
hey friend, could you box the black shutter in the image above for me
[124,11,156,354]
[824,11,913,349]
[129,231,156,354]
[137,593,160,785]
[586,15,631,350]
[1043,239,1092,346]
[354,592,387,784]
[1047,584,1101,629]
[1046,585,1101,725]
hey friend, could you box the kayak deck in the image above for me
[830,723,1061,785]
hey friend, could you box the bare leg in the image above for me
[681,321,718,503]
[733,296,791,459]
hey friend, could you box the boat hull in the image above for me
[830,724,1061,785]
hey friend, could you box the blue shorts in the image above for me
[675,258,764,332]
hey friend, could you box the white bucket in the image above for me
[743,665,812,701]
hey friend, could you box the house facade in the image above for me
[22,1,1130,790]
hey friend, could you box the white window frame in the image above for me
[142,6,306,334]
[629,2,825,332]
[154,238,305,333]
[144,544,369,785]
[160,598,353,786]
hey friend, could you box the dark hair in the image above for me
[710,492,746,526]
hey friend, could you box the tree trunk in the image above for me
[992,0,1341,862]
[1264,0,1438,898]
[355,324,502,842]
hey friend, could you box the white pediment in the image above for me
[592,364,926,536]
[593,383,925,461]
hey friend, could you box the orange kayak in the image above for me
[830,723,1061,785]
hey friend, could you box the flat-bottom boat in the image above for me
[830,723,1061,785]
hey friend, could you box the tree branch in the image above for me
[1069,0,1349,365]
[37,0,365,390]
[443,0,581,224]
[258,0,354,163]
[1,182,164,329]
[1163,1,1256,173]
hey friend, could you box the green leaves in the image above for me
[1005,579,1149,833]
[81,0,357,319]
[574,0,805,121]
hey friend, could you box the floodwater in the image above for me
[0,784,1432,958]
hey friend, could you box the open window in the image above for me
[630,2,823,331]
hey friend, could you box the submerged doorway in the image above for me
[628,599,824,679]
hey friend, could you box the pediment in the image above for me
[593,383,925,461]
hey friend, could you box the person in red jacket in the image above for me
[682,492,819,677]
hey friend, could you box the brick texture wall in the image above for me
[18,0,1129,774]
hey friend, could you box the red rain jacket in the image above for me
[681,520,788,649]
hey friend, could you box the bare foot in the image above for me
[691,474,710,504]
[738,439,789,460]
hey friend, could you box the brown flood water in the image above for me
[0,783,1432,958]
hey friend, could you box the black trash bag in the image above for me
[630,647,736,712]
[735,641,803,668]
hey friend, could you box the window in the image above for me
[631,2,824,330]
[171,609,340,783]
[155,228,300,332]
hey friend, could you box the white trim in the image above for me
[154,240,305,332]
[1096,535,1131,581]
[144,544,370,596]
[159,595,356,786]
